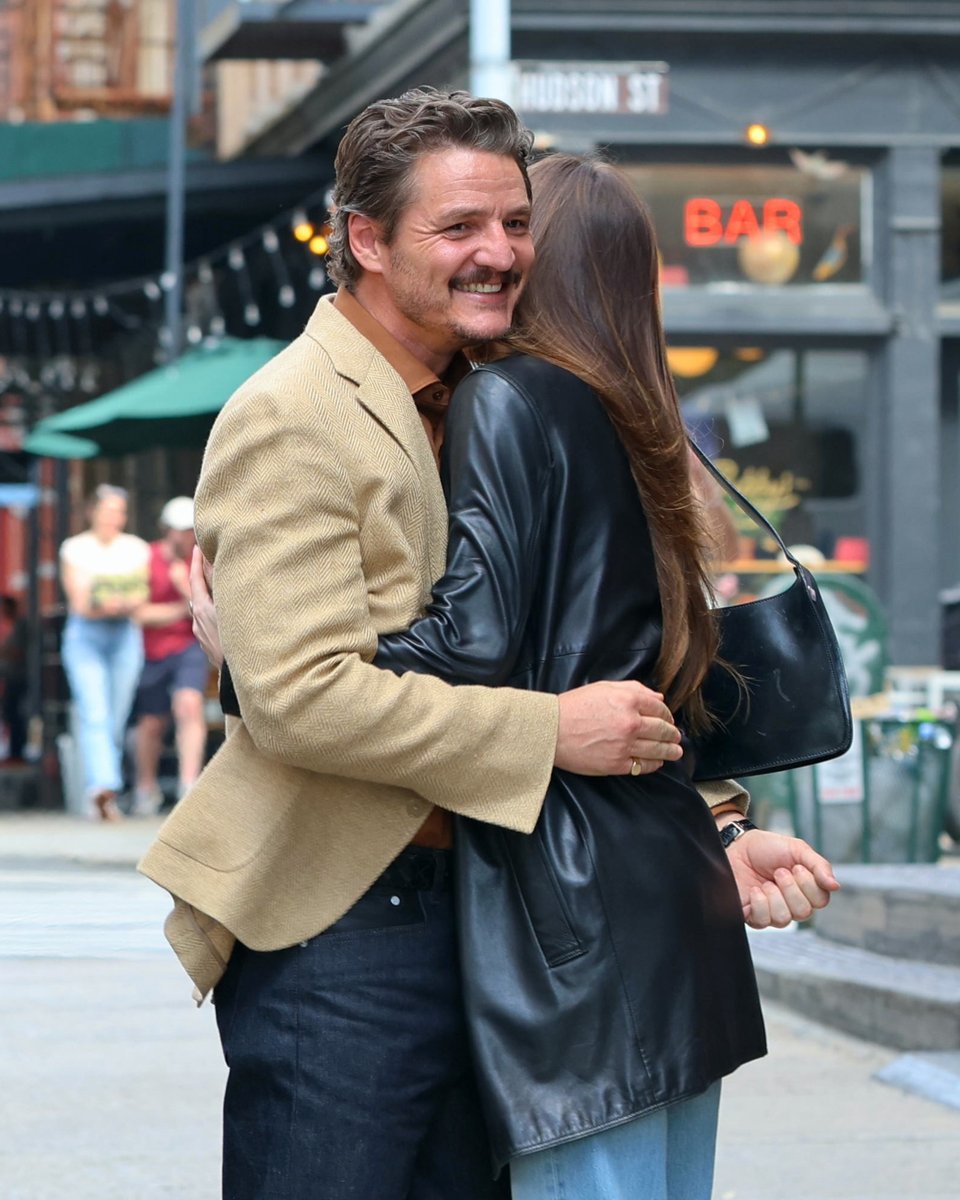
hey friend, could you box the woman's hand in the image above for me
[97,595,128,617]
[717,818,840,929]
[189,545,225,668]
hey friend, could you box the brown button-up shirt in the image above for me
[334,288,467,464]
[333,288,465,848]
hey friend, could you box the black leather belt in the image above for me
[376,846,452,892]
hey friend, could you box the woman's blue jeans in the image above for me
[509,1081,721,1200]
[61,615,143,796]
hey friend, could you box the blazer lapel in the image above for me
[355,365,439,486]
[305,297,448,575]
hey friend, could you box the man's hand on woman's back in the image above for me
[555,681,682,776]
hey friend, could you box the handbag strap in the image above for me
[688,438,800,570]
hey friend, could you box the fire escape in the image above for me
[0,0,173,122]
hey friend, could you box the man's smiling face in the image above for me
[357,147,534,370]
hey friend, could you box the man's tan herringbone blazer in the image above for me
[138,297,560,1000]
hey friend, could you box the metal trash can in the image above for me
[788,716,954,863]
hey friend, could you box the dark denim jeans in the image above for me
[214,847,507,1200]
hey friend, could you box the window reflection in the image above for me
[672,346,870,578]
[624,162,866,287]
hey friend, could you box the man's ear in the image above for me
[348,212,386,275]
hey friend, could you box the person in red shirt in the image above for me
[132,496,209,816]
[0,594,28,762]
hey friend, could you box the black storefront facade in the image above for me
[244,0,960,667]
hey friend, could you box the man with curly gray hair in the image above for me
[141,86,685,1199]
[326,88,534,291]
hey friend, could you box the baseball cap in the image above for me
[159,496,195,531]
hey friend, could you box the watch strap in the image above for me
[719,818,757,848]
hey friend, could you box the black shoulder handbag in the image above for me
[690,441,853,782]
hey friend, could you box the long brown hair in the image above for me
[507,154,717,729]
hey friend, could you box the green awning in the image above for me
[21,430,101,459]
[23,336,285,459]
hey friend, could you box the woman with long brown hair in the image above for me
[374,155,817,1198]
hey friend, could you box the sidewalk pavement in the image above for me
[0,807,164,869]
[2,810,959,1199]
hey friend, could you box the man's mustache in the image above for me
[450,270,523,288]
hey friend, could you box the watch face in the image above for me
[720,820,745,847]
[720,818,755,848]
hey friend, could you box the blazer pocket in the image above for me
[502,830,586,968]
[158,727,301,872]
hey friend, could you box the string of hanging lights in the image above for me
[0,184,337,375]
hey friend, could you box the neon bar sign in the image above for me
[684,198,803,246]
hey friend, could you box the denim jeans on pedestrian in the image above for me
[214,846,508,1200]
[61,615,144,796]
[509,1081,721,1200]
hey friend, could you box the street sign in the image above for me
[514,61,669,116]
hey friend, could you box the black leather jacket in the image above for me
[375,355,766,1168]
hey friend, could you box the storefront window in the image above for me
[624,163,867,288]
[672,346,870,569]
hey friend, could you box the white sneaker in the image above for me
[131,786,164,817]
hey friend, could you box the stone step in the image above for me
[875,1051,960,1111]
[747,925,960,1051]
[813,863,960,967]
